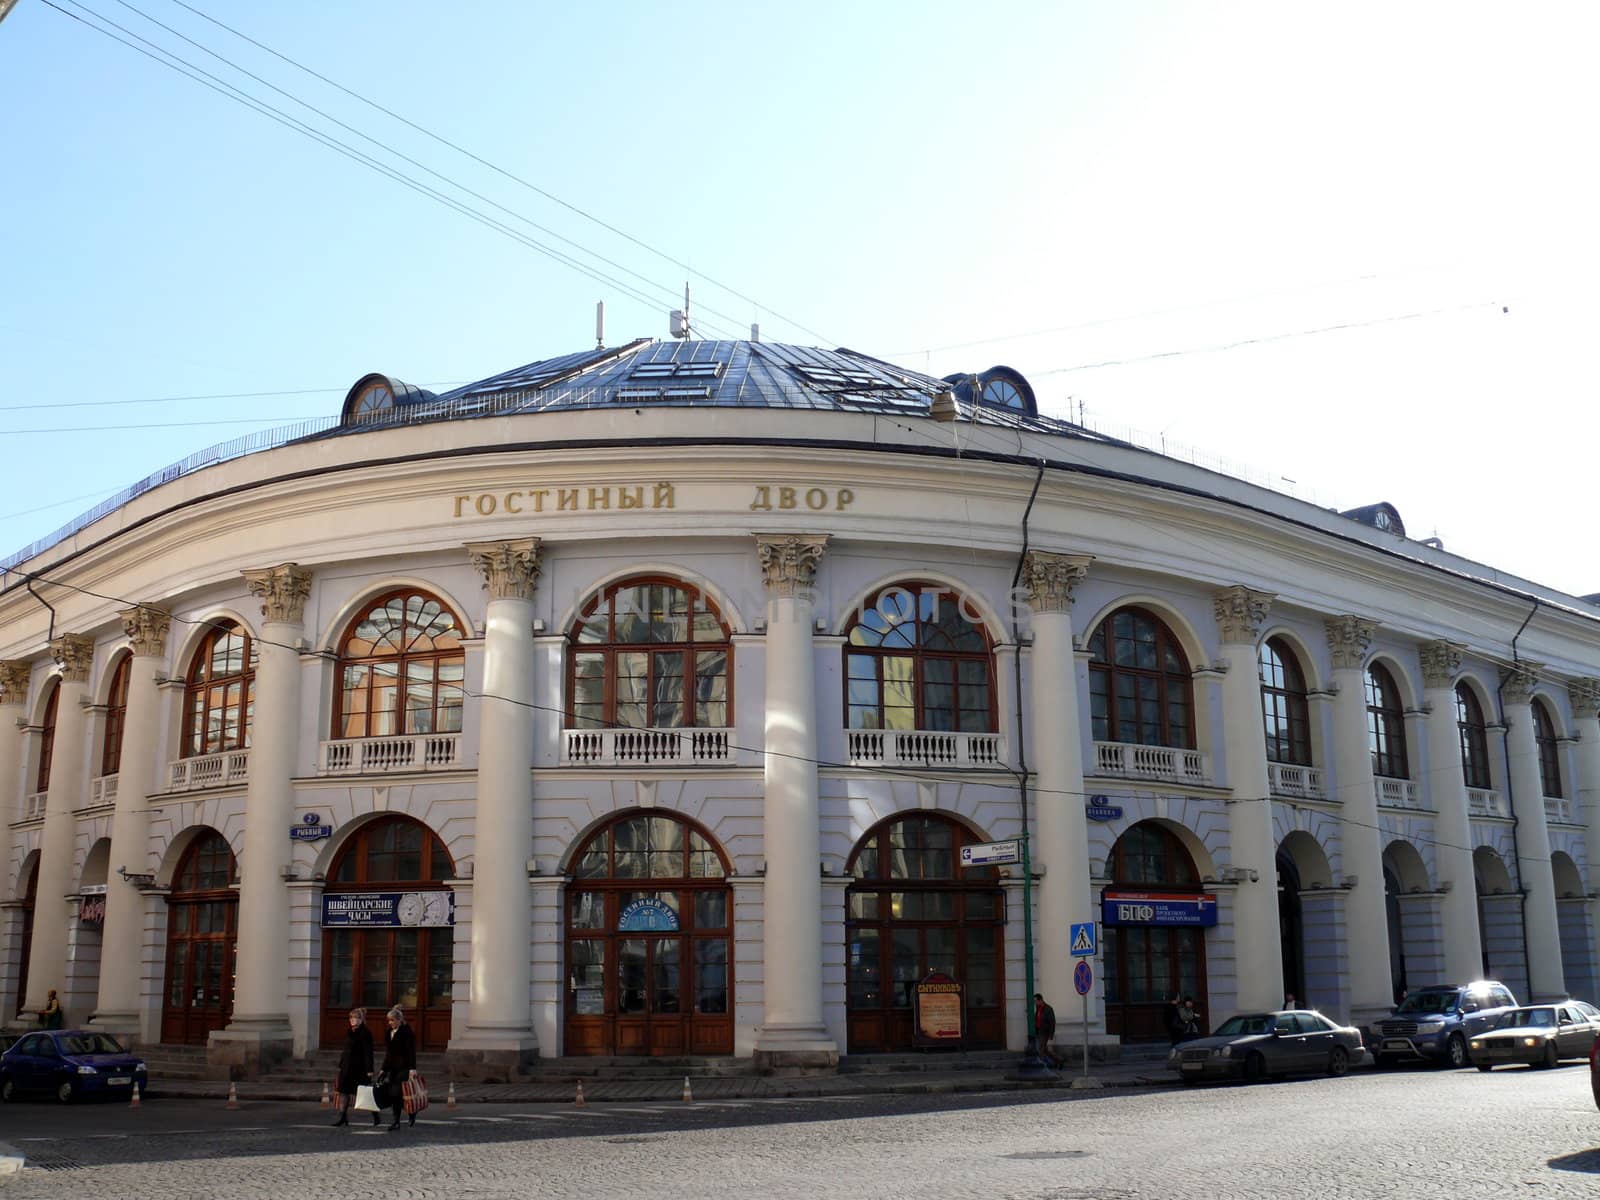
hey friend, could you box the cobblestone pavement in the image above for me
[2,1064,1598,1198]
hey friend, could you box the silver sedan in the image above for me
[1468,1002,1600,1070]
[1169,1010,1365,1084]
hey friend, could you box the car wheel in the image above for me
[1476,1063,1493,1072]
[1328,1047,1350,1077]
[0,1076,14,1103]
[1540,1042,1559,1070]
[56,1079,75,1105]
[1446,1034,1468,1069]
[1242,1052,1266,1084]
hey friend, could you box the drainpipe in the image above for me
[23,572,56,644]
[1007,461,1048,1075]
[1495,598,1539,992]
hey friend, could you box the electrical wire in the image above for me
[0,385,464,412]
[165,0,833,347]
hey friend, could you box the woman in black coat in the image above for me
[380,1005,419,1129]
[332,1007,376,1127]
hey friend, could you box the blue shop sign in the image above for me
[1085,796,1123,822]
[1101,890,1218,928]
[618,897,679,932]
[322,890,455,928]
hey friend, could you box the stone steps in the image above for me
[838,1052,1017,1075]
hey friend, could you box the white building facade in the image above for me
[4,341,1599,1078]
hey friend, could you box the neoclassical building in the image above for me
[3,338,1599,1077]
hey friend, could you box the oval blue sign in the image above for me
[618,897,679,932]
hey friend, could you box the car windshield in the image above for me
[1499,1008,1554,1029]
[1395,990,1457,1014]
[1214,1015,1271,1037]
[58,1033,127,1055]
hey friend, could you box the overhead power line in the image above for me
[166,0,833,346]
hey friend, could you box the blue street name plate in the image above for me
[1101,891,1219,927]
[291,824,333,841]
[1085,796,1123,821]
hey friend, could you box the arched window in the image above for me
[1258,638,1310,765]
[1365,663,1408,779]
[334,590,465,739]
[564,812,732,1056]
[1103,821,1206,1041]
[1455,684,1491,791]
[1533,701,1563,799]
[161,830,238,1045]
[845,583,995,732]
[35,681,59,793]
[845,813,1004,1052]
[323,817,455,1052]
[1088,607,1194,748]
[182,622,255,757]
[568,578,730,730]
[100,654,131,777]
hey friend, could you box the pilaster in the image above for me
[1501,663,1565,1001]
[1417,640,1482,983]
[1567,679,1600,999]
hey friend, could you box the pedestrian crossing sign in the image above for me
[1070,922,1096,957]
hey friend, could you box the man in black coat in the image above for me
[380,1006,419,1129]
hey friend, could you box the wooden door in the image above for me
[160,898,236,1044]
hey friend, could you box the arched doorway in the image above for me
[1277,849,1304,1004]
[161,831,238,1044]
[1383,865,1406,1003]
[564,811,733,1056]
[320,816,455,1052]
[844,812,1004,1053]
[1102,821,1210,1041]
[12,856,38,1020]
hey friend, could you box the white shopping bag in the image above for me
[354,1084,380,1112]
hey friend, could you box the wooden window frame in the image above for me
[1088,607,1195,749]
[842,582,997,734]
[1258,637,1311,766]
[100,654,131,778]
[35,682,59,793]
[1533,700,1563,799]
[180,622,255,758]
[1455,684,1492,791]
[331,589,466,741]
[1365,663,1409,780]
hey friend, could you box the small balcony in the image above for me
[1375,776,1423,810]
[563,727,734,767]
[89,774,119,808]
[1092,741,1210,786]
[1545,794,1576,824]
[169,750,249,792]
[1468,788,1507,818]
[846,729,1004,768]
[1267,762,1325,801]
[319,733,461,775]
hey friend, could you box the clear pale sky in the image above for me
[2,2,1596,593]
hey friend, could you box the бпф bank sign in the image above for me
[1101,890,1218,927]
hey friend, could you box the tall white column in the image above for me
[1021,551,1099,1031]
[1213,586,1284,1011]
[91,605,170,1035]
[456,539,541,1073]
[1501,664,1565,1002]
[0,662,28,828]
[753,533,837,1070]
[1324,616,1392,1024]
[213,564,310,1074]
[24,635,94,1019]
[1419,641,1484,985]
[1567,679,1600,999]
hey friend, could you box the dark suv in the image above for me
[1370,981,1518,1068]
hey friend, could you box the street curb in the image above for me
[0,1141,24,1175]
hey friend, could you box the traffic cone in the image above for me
[682,1075,693,1104]
[446,1082,457,1110]
[320,1082,331,1109]
[129,1082,141,1110]
[574,1080,586,1107]
[225,1082,240,1110]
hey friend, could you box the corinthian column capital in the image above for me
[119,604,172,659]
[1569,678,1600,721]
[1021,551,1094,615]
[1418,640,1464,690]
[466,538,543,602]
[1212,585,1274,645]
[242,563,313,625]
[755,534,828,599]
[0,660,31,704]
[49,633,95,685]
[1324,615,1377,671]
[1500,662,1542,707]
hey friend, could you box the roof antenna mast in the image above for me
[670,282,691,340]
[596,300,605,350]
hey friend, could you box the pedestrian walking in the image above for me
[38,989,63,1030]
[1179,995,1201,1040]
[332,1007,376,1127]
[1163,993,1185,1045]
[380,1005,418,1130]
[1283,991,1298,1010]
[1033,993,1059,1068]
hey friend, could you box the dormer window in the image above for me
[350,381,394,418]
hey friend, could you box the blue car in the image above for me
[0,1029,148,1103]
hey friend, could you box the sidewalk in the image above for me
[149,1058,1182,1105]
